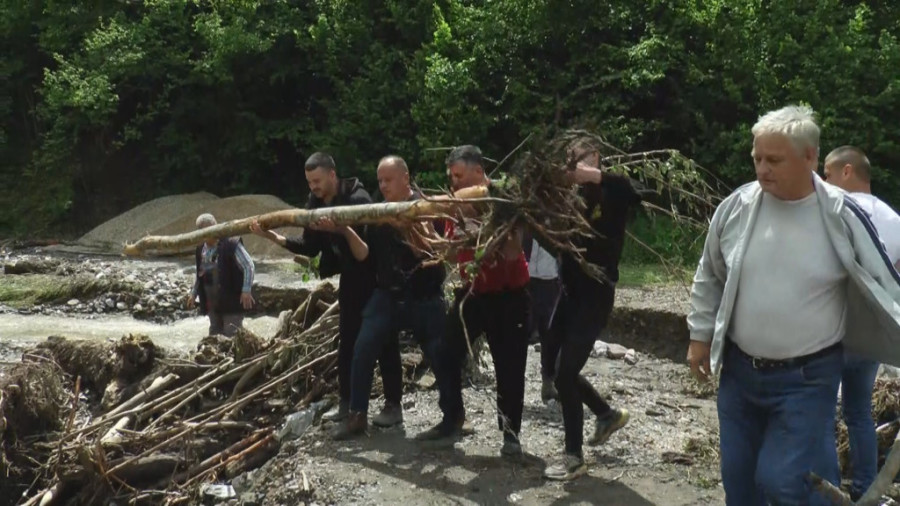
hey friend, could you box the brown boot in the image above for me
[331,411,367,441]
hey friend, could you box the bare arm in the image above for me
[340,226,369,261]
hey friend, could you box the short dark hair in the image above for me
[445,145,483,168]
[825,145,871,183]
[304,152,336,172]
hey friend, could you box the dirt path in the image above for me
[236,347,724,506]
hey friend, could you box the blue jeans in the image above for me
[840,355,879,500]
[718,344,842,506]
[349,289,450,415]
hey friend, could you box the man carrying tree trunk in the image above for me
[250,152,403,427]
[415,145,532,459]
[187,213,256,337]
[823,145,900,501]
[331,155,455,440]
[540,141,638,481]
[687,106,900,505]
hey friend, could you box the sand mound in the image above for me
[78,193,306,258]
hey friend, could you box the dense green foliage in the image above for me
[4,0,900,261]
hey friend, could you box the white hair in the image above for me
[195,213,217,228]
[751,105,820,155]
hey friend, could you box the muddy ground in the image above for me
[232,348,723,506]
[0,248,723,505]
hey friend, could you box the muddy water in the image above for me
[0,313,279,362]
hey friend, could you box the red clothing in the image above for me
[446,220,530,293]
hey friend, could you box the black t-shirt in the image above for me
[369,192,446,298]
[560,172,642,289]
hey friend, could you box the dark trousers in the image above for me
[339,289,402,406]
[208,312,243,337]
[528,277,562,377]
[444,287,531,440]
[349,289,449,415]
[550,283,615,456]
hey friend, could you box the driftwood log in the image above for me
[123,185,491,256]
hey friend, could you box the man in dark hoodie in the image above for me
[250,152,403,427]
[542,140,641,481]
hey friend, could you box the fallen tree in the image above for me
[122,185,492,256]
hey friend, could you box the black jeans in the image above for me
[444,287,531,440]
[550,283,615,456]
[349,289,449,415]
[528,277,562,377]
[339,288,402,407]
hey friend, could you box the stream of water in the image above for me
[0,313,279,362]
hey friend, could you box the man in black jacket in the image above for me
[250,152,403,427]
[542,141,640,481]
[187,213,255,336]
[332,155,453,440]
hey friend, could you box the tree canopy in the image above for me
[3,0,899,247]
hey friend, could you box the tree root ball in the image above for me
[0,361,66,440]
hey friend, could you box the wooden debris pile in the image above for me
[3,282,425,506]
[836,378,900,479]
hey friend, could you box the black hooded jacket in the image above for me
[284,178,376,302]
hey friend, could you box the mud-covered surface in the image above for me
[229,346,724,506]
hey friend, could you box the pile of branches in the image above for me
[431,129,727,284]
[2,282,425,506]
[836,378,900,479]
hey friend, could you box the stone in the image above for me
[607,343,629,359]
[67,299,79,306]
[591,340,609,358]
[105,298,115,309]
[624,349,638,365]
[116,302,127,310]
[133,303,143,312]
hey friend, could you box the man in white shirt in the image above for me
[524,234,562,402]
[688,106,847,505]
[823,145,900,501]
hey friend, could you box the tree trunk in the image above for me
[123,186,489,256]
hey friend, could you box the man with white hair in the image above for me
[186,213,255,337]
[823,145,900,501]
[688,106,900,505]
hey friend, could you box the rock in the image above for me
[591,341,609,358]
[67,299,80,306]
[156,288,167,297]
[607,343,629,359]
[133,303,143,312]
[231,469,257,493]
[95,271,106,280]
[143,280,156,290]
[125,274,137,283]
[238,492,260,506]
[116,302,127,310]
[105,298,115,309]
[624,349,638,365]
[415,372,436,390]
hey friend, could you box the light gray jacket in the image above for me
[687,174,900,372]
